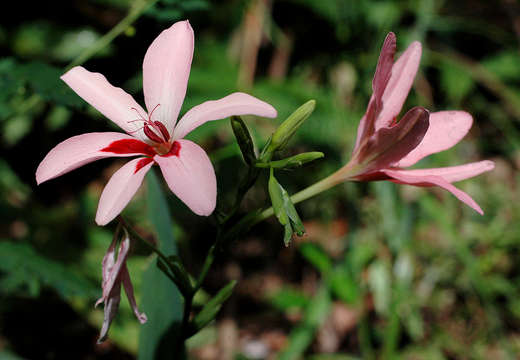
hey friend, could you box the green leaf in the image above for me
[330,269,360,304]
[268,287,310,312]
[138,170,184,360]
[230,116,256,165]
[14,61,84,107]
[191,280,237,333]
[299,243,332,275]
[0,241,97,300]
[278,284,331,360]
[255,151,324,169]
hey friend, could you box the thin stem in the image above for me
[118,216,171,265]
[194,243,216,291]
[259,171,342,222]
[181,295,194,340]
[67,0,159,69]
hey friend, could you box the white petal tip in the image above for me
[482,160,495,171]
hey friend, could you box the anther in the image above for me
[143,125,164,143]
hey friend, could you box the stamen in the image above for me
[130,107,147,122]
[154,121,170,142]
[148,104,161,119]
[143,125,164,143]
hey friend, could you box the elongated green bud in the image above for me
[230,116,256,166]
[256,151,324,169]
[261,100,316,161]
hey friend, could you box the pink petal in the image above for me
[391,160,495,183]
[375,41,422,130]
[36,132,145,185]
[383,169,484,215]
[95,157,154,225]
[142,20,194,135]
[373,33,397,116]
[61,67,147,136]
[173,92,277,140]
[397,111,473,167]
[354,33,397,151]
[354,107,429,174]
[97,280,121,343]
[154,139,216,216]
[97,234,131,305]
[121,265,148,324]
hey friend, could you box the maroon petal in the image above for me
[354,33,397,149]
[354,107,429,175]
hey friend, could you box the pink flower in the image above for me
[96,229,146,343]
[36,20,277,225]
[344,32,494,214]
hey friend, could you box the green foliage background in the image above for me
[1,0,519,358]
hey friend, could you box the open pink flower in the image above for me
[344,32,494,214]
[36,20,277,225]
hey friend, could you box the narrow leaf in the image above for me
[255,152,324,169]
[191,280,237,332]
[230,116,256,165]
[138,170,184,360]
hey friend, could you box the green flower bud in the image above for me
[262,100,316,161]
[256,151,324,169]
[230,116,256,166]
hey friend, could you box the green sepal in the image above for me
[268,168,289,226]
[281,185,305,237]
[283,223,293,247]
[261,100,316,160]
[256,151,324,169]
[191,280,237,333]
[230,116,256,166]
[268,168,306,246]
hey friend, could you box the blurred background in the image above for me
[1,0,519,359]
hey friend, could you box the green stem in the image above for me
[248,168,347,227]
[67,0,159,69]
[119,216,171,265]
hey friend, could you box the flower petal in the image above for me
[95,157,154,226]
[142,20,194,134]
[397,111,474,167]
[61,66,147,136]
[121,265,148,324]
[354,33,396,151]
[36,132,148,185]
[354,107,429,174]
[376,41,422,130]
[383,169,484,215]
[391,160,495,183]
[96,234,131,343]
[173,92,277,140]
[154,139,216,216]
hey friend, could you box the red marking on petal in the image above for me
[134,158,154,174]
[101,139,156,157]
[164,141,181,157]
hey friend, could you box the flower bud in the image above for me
[262,100,316,160]
[256,151,324,169]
